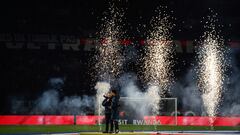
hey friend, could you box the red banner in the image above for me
[0,115,239,126]
[144,116,240,126]
[76,115,104,125]
[0,115,74,125]
[44,115,74,125]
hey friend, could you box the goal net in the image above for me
[97,97,177,132]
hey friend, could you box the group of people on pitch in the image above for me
[102,89,120,134]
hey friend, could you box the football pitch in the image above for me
[0,125,239,134]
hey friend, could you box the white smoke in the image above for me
[32,78,95,115]
[170,69,204,115]
[118,73,161,118]
[31,90,95,115]
[145,85,161,114]
[11,77,95,115]
[33,90,59,114]
[219,51,240,116]
[94,81,111,114]
[59,95,95,115]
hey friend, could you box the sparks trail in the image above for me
[94,3,125,114]
[197,11,227,120]
[143,6,175,97]
[94,4,125,81]
[141,6,175,115]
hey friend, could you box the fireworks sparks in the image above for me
[94,3,125,114]
[141,7,175,115]
[197,12,227,119]
[143,7,175,97]
[95,4,125,82]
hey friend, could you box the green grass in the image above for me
[0,125,239,134]
[0,125,97,134]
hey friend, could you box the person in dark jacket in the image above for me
[110,89,120,133]
[102,92,113,133]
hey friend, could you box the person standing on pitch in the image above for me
[102,91,113,133]
[110,89,120,133]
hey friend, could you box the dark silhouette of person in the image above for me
[110,89,120,133]
[102,92,113,133]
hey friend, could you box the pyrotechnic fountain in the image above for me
[197,11,227,126]
[94,4,125,114]
[143,6,175,114]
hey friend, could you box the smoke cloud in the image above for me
[118,73,161,118]
[11,77,95,115]
[170,69,204,115]
[219,51,240,116]
[31,90,95,115]
[94,81,111,114]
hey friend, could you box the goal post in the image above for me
[97,97,177,132]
